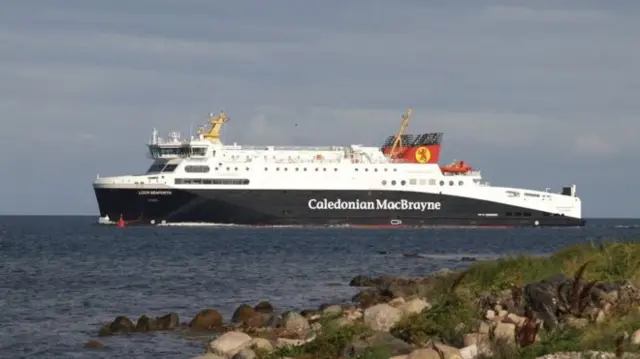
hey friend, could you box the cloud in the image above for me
[0,0,638,216]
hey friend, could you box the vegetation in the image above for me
[394,240,640,358]
[265,240,640,359]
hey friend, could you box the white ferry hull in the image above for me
[93,187,585,227]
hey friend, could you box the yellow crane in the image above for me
[388,108,412,158]
[198,111,229,142]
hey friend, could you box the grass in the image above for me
[262,240,640,359]
[391,240,640,358]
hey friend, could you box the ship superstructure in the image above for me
[93,109,584,227]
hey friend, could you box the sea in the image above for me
[1,217,639,359]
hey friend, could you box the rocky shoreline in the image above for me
[88,241,640,359]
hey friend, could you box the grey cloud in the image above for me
[0,0,638,216]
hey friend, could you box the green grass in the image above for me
[391,240,640,358]
[262,240,640,359]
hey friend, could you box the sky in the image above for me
[0,0,638,217]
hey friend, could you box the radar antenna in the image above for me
[388,108,412,158]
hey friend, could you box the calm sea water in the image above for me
[1,217,639,359]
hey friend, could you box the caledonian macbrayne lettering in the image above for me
[307,198,442,211]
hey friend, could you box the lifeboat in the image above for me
[440,160,473,174]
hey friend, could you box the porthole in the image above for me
[449,181,454,186]
[391,180,397,185]
[382,180,387,185]
[458,180,464,185]
[276,168,280,171]
[245,167,249,171]
[439,180,445,186]
[401,180,406,185]
[295,168,299,171]
[334,168,338,171]
[264,167,268,171]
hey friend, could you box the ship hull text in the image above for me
[94,188,585,227]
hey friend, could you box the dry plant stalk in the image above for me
[615,333,625,358]
[515,306,540,347]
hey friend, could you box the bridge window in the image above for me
[185,165,210,173]
[191,147,207,156]
[428,179,436,185]
[162,164,177,172]
[147,163,166,173]
[409,179,417,185]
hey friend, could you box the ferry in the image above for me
[93,109,585,227]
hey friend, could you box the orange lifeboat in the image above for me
[440,160,473,174]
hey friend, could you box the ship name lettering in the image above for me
[307,199,441,211]
[137,190,173,196]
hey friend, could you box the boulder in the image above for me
[190,309,224,331]
[363,303,403,332]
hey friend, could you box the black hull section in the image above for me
[93,188,586,227]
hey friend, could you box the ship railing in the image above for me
[222,145,347,151]
[442,171,482,176]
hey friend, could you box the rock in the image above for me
[631,328,640,345]
[83,340,104,349]
[209,331,252,357]
[232,304,264,328]
[389,297,406,307]
[254,301,274,314]
[321,305,342,317]
[299,309,317,319]
[232,348,256,359]
[407,346,462,359]
[275,337,308,348]
[363,303,403,332]
[504,313,526,327]
[485,310,496,320]
[190,309,224,331]
[191,354,225,359]
[156,312,179,330]
[493,322,516,343]
[343,332,413,357]
[398,298,431,316]
[135,315,157,332]
[478,321,491,334]
[497,310,508,318]
[280,311,310,337]
[352,288,390,309]
[232,304,256,323]
[459,344,478,359]
[99,315,135,335]
[248,337,274,353]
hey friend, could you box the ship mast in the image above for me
[199,111,229,143]
[388,108,412,158]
